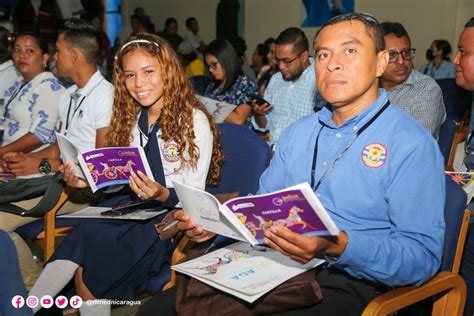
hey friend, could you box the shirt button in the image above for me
[336,133,342,138]
[323,162,327,165]
[353,126,358,131]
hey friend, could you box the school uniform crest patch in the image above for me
[362,143,387,168]
[162,142,180,163]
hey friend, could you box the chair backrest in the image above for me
[436,78,472,123]
[441,175,469,272]
[206,123,272,196]
[438,118,457,165]
[190,75,207,96]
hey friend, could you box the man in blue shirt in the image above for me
[172,13,446,315]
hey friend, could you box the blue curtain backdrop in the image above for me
[301,0,354,27]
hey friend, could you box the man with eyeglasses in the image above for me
[252,27,325,148]
[379,22,445,139]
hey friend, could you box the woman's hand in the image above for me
[129,170,169,201]
[60,162,89,188]
[174,209,216,242]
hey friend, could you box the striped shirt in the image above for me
[386,70,446,139]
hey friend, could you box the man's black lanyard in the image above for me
[64,78,104,134]
[310,100,390,191]
[1,81,30,122]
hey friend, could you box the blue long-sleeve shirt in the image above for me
[258,90,445,287]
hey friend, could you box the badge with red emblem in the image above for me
[162,142,180,163]
[362,143,387,168]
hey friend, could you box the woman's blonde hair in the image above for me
[107,33,223,185]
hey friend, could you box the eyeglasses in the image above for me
[388,48,416,63]
[206,61,220,70]
[272,52,302,67]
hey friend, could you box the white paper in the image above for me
[197,95,237,123]
[172,242,324,302]
[56,133,84,178]
[172,180,247,242]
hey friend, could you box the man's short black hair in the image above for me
[186,17,197,27]
[275,27,308,55]
[380,21,411,46]
[465,17,474,28]
[315,13,385,53]
[59,18,101,65]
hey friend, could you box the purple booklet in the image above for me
[173,181,340,245]
[57,133,154,193]
[78,147,154,192]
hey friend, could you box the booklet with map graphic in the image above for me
[172,241,325,303]
[172,181,340,245]
[197,95,237,123]
[56,133,154,193]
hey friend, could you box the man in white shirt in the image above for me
[184,17,206,53]
[0,18,114,290]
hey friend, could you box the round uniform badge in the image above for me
[162,142,180,163]
[362,143,387,168]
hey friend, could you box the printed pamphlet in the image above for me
[172,181,340,245]
[56,133,154,192]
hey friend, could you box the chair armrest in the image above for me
[162,236,195,291]
[362,272,466,316]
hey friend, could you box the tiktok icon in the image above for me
[11,295,25,309]
[69,295,83,308]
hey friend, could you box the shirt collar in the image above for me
[76,71,103,96]
[318,88,390,129]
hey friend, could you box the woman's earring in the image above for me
[43,63,47,69]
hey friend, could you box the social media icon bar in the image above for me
[40,295,54,309]
[69,295,83,308]
[11,295,25,309]
[26,295,39,308]
[55,295,68,309]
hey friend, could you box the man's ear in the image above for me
[376,50,389,78]
[301,50,310,61]
[69,47,78,63]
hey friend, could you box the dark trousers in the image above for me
[137,267,380,316]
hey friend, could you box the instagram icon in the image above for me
[26,295,39,309]
[11,295,25,309]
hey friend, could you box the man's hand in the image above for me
[60,162,88,188]
[252,101,273,116]
[2,152,41,176]
[174,209,215,242]
[264,226,348,264]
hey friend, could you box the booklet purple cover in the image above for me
[225,189,330,243]
[78,147,154,192]
[173,181,340,245]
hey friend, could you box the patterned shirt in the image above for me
[1,71,64,149]
[204,75,257,106]
[252,59,325,146]
[386,70,446,139]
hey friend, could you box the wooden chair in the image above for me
[15,188,74,262]
[363,176,471,316]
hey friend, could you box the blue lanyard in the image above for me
[310,100,390,191]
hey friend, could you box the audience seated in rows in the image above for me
[0,18,114,291]
[28,33,223,315]
[139,12,446,316]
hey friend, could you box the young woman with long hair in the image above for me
[29,33,223,315]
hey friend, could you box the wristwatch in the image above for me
[38,158,52,175]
